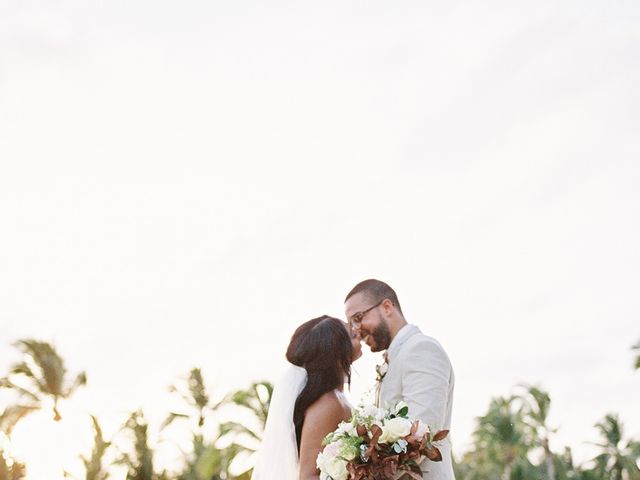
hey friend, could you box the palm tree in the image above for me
[163,368,239,480]
[216,381,273,479]
[176,437,242,480]
[0,340,86,421]
[162,368,222,432]
[633,340,640,371]
[552,446,579,480]
[517,384,557,480]
[470,396,532,480]
[218,381,273,450]
[0,452,26,480]
[0,404,38,480]
[590,414,640,480]
[117,411,168,480]
[65,415,111,480]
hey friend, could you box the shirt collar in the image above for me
[386,324,420,362]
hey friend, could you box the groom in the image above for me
[345,279,455,480]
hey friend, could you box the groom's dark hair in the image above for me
[345,279,403,314]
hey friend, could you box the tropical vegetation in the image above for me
[1,338,638,480]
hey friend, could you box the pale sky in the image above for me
[1,1,639,478]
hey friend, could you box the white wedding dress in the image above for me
[251,364,307,479]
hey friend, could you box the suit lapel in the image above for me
[378,325,420,406]
[386,324,420,363]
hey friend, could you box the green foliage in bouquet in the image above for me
[318,402,449,480]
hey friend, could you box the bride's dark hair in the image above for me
[286,315,353,451]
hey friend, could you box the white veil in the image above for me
[251,364,307,480]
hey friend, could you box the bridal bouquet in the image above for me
[316,402,449,480]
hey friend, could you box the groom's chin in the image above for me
[366,339,382,353]
[366,338,388,353]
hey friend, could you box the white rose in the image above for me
[380,417,413,443]
[319,441,340,460]
[317,451,331,470]
[329,459,349,480]
[317,442,349,480]
[336,421,357,436]
[317,455,348,480]
[362,404,379,418]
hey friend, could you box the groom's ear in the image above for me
[381,298,395,315]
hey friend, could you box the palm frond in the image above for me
[160,412,190,431]
[187,368,209,411]
[0,379,40,403]
[226,381,273,427]
[471,395,531,473]
[9,363,36,380]
[65,372,87,397]
[167,367,222,434]
[119,411,157,480]
[194,444,224,480]
[0,450,27,480]
[217,380,274,461]
[0,405,39,437]
[80,415,111,480]
[628,440,640,457]
[14,340,66,396]
[633,340,640,370]
[6,339,86,421]
[217,421,261,442]
[595,414,623,447]
[590,413,640,480]
[523,384,551,423]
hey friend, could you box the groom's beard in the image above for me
[369,321,391,352]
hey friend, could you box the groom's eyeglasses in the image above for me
[350,300,384,328]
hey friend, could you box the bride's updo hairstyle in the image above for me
[286,315,353,451]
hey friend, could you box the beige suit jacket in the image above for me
[378,325,455,480]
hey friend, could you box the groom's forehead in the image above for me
[344,292,370,315]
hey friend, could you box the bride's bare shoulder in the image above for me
[306,390,348,423]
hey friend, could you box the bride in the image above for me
[251,315,362,479]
